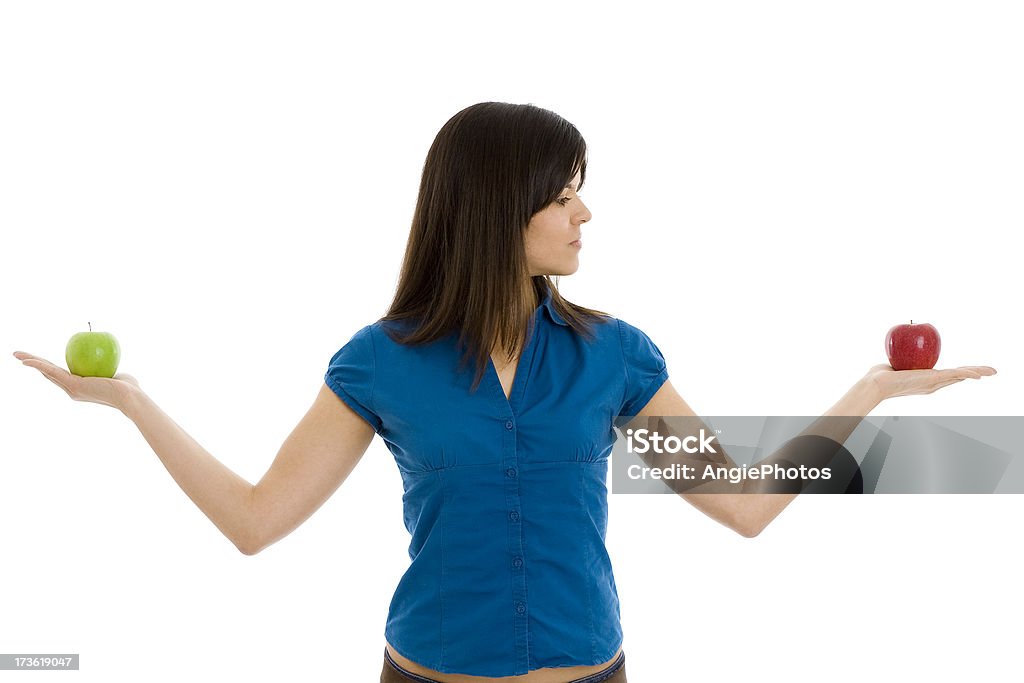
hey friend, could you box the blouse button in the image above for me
[509,510,520,522]
[505,420,514,430]
[512,557,523,569]
[505,467,518,478]
[515,601,527,615]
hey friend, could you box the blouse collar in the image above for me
[539,284,569,327]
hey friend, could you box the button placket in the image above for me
[502,411,529,672]
[489,312,539,674]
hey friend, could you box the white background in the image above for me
[2,1,1021,681]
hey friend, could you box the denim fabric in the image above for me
[327,282,667,677]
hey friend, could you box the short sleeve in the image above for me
[324,324,382,433]
[616,318,669,420]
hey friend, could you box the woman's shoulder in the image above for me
[326,318,451,385]
[360,318,462,359]
[564,309,666,373]
[565,308,651,348]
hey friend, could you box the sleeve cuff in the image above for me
[324,373,382,434]
[615,367,669,427]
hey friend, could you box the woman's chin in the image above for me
[555,259,581,276]
[531,259,580,277]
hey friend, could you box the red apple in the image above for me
[885,320,941,370]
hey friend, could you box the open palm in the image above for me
[13,351,140,411]
[864,363,996,400]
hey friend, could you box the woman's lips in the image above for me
[570,239,582,248]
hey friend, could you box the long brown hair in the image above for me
[381,102,612,392]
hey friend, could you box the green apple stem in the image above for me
[88,321,92,332]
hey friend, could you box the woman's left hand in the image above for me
[864,363,997,401]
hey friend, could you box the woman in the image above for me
[14,102,996,682]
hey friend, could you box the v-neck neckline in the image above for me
[485,315,539,413]
[491,355,519,401]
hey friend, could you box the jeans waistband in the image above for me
[383,648,626,683]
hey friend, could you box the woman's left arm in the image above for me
[634,364,995,537]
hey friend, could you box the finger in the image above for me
[20,358,61,379]
[19,356,77,383]
[15,353,64,372]
[19,356,68,376]
[114,373,140,388]
[929,378,964,393]
[943,365,996,376]
[938,368,982,380]
[21,360,73,395]
[14,351,54,364]
[958,366,997,376]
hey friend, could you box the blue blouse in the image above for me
[324,284,669,677]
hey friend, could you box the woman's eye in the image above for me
[557,197,571,206]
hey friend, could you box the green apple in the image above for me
[65,322,121,378]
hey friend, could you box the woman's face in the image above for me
[524,170,591,277]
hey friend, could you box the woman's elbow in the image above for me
[235,529,264,556]
[732,513,768,538]
[731,494,793,537]
[736,522,764,538]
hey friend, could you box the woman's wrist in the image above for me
[859,375,886,410]
[825,375,883,417]
[116,383,146,419]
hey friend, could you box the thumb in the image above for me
[113,373,140,388]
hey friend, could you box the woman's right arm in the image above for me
[14,350,375,556]
[120,383,375,555]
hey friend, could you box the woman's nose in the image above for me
[576,199,593,224]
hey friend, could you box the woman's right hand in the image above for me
[13,351,141,412]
